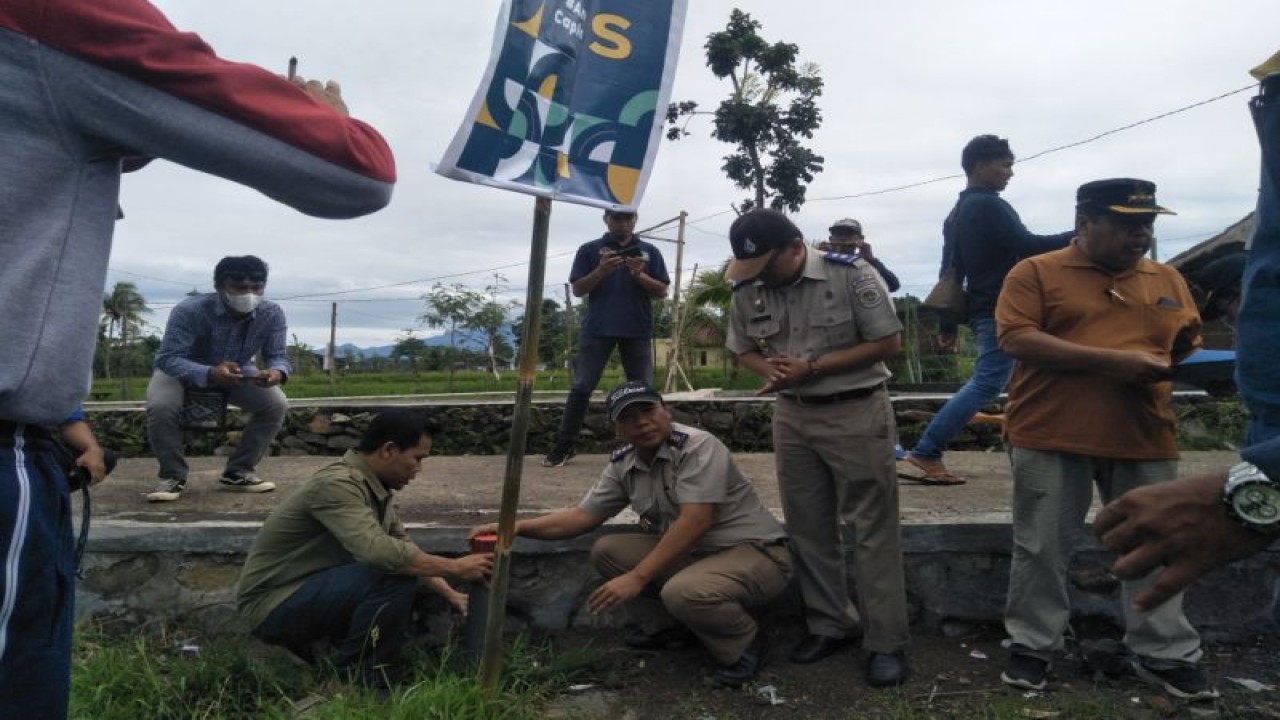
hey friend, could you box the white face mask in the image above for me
[223,291,262,314]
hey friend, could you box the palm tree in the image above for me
[682,262,738,378]
[686,262,734,318]
[100,282,151,395]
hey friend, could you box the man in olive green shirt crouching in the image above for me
[237,410,492,686]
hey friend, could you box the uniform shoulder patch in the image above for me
[852,275,886,309]
[610,444,635,463]
[667,430,689,449]
[822,251,862,266]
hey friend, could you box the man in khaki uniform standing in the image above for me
[725,209,910,687]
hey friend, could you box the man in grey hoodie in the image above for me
[0,1,396,716]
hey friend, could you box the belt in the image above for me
[0,421,52,442]
[780,383,885,406]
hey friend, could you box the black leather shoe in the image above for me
[624,625,695,651]
[713,639,764,687]
[866,651,908,687]
[789,634,854,664]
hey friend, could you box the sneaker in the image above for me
[542,443,576,467]
[1131,658,1219,700]
[219,472,276,493]
[1001,653,1050,691]
[146,477,187,503]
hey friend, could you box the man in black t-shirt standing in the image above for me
[544,209,670,467]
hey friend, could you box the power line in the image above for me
[108,267,200,288]
[1016,85,1257,165]
[687,83,1259,215]
[110,84,1256,304]
[272,251,577,301]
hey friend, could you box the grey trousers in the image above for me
[772,390,911,654]
[1004,447,1203,666]
[590,533,792,665]
[145,369,288,480]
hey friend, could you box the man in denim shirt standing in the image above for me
[544,209,670,467]
[146,255,290,502]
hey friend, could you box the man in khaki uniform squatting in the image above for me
[473,382,791,688]
[725,208,910,687]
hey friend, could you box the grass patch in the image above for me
[89,368,766,402]
[71,622,595,720]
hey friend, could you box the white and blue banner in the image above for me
[436,0,687,210]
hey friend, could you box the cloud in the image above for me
[115,0,1275,347]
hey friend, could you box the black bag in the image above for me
[179,388,230,431]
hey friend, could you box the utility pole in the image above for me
[119,317,130,400]
[326,302,338,392]
[662,213,688,392]
[563,283,575,385]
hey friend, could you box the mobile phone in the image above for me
[616,246,644,258]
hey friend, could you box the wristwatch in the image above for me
[1223,461,1280,535]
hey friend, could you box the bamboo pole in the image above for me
[479,196,552,691]
[662,212,689,393]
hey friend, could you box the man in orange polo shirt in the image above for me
[994,179,1214,699]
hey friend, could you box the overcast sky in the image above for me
[112,1,1276,349]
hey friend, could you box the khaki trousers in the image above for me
[1005,447,1202,666]
[590,534,792,665]
[772,390,910,653]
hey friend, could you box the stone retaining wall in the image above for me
[83,394,1244,459]
[79,524,1280,644]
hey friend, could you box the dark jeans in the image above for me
[0,426,73,720]
[556,336,653,445]
[252,563,418,686]
[1241,76,1280,445]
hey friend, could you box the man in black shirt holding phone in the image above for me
[544,210,670,467]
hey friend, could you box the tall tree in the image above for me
[421,279,518,386]
[288,334,317,375]
[513,298,569,367]
[470,275,520,380]
[665,10,824,213]
[391,330,429,380]
[99,281,152,389]
[421,282,482,390]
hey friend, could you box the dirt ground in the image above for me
[541,619,1280,720]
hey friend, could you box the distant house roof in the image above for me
[1167,212,1253,275]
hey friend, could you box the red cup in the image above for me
[470,532,498,554]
